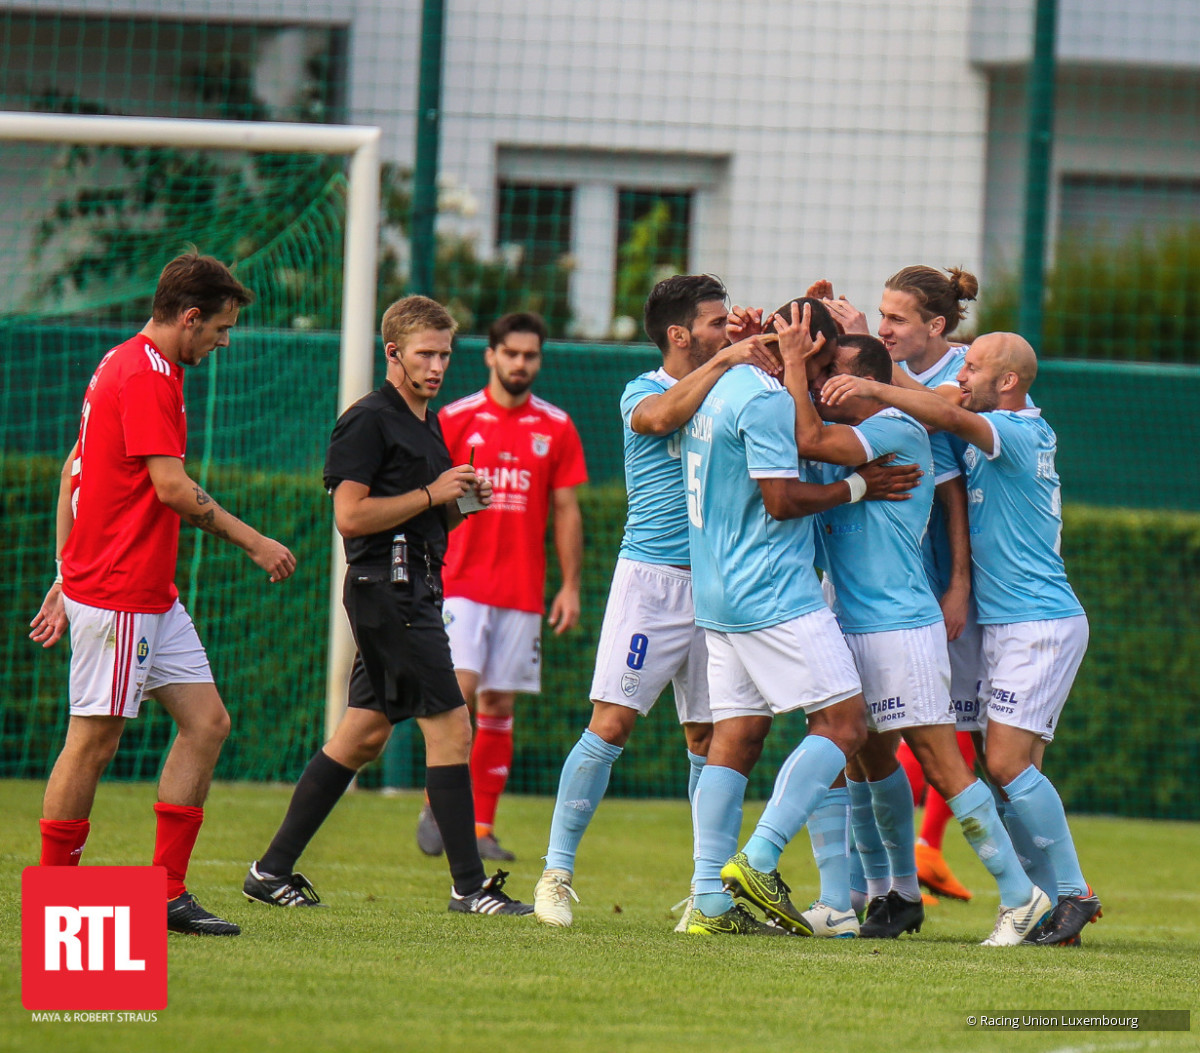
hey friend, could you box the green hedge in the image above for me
[3,455,1197,819]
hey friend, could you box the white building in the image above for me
[2,0,1198,333]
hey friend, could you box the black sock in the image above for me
[427,763,485,897]
[259,750,356,876]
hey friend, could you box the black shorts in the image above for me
[342,565,465,724]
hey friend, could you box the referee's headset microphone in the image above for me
[388,346,423,392]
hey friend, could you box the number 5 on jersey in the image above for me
[686,451,703,528]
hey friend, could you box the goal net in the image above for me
[0,113,377,783]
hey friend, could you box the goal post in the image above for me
[0,110,379,749]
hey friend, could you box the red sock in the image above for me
[919,789,954,850]
[470,715,513,833]
[40,819,90,866]
[152,802,204,900]
[896,739,925,805]
[918,734,978,850]
[956,730,978,770]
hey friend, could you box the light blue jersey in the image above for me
[902,347,969,596]
[814,409,943,634]
[618,369,689,565]
[963,408,1084,624]
[682,365,826,632]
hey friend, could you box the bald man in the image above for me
[820,333,1100,949]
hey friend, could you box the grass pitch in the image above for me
[2,779,1197,1053]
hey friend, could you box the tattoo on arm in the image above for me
[193,486,213,506]
[186,508,232,541]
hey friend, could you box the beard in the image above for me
[964,383,1000,413]
[686,337,727,371]
[498,372,533,397]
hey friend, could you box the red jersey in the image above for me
[62,334,187,614]
[440,389,587,613]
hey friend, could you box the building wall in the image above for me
[982,65,1200,280]
[971,0,1200,69]
[19,0,1174,332]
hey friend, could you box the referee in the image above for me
[243,295,533,916]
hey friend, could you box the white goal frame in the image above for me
[0,111,380,743]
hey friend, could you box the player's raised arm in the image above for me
[726,303,763,342]
[146,455,296,582]
[774,302,871,466]
[631,334,779,436]
[819,293,870,337]
[821,373,994,452]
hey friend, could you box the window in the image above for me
[496,182,574,267]
[614,189,692,322]
[1060,174,1200,245]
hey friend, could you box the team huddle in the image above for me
[30,253,1099,948]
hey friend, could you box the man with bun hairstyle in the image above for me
[823,266,984,905]
[822,332,1100,947]
[784,318,1051,945]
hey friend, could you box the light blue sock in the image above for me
[544,729,623,873]
[686,750,706,804]
[848,839,867,914]
[806,786,852,911]
[745,735,847,872]
[947,778,1034,908]
[691,765,748,916]
[1004,766,1088,898]
[1003,801,1058,902]
[984,776,1006,813]
[848,777,890,898]
[869,766,919,899]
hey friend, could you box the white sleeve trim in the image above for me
[983,417,1003,460]
[849,425,873,462]
[748,468,801,479]
[622,390,655,425]
[934,467,962,485]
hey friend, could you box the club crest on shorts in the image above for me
[136,638,149,664]
[531,433,551,457]
[443,609,454,627]
[620,672,640,697]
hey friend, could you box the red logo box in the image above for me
[22,866,167,1011]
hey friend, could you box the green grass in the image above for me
[2,779,1197,1053]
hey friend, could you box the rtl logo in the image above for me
[22,866,167,1010]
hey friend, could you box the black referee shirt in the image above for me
[323,382,453,566]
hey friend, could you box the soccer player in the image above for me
[680,298,920,936]
[822,332,1101,945]
[825,267,982,902]
[532,274,780,927]
[29,253,296,936]
[784,315,1052,945]
[242,295,532,917]
[416,312,587,861]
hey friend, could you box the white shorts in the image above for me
[947,603,984,732]
[64,597,213,718]
[845,623,954,732]
[588,559,710,723]
[706,607,862,722]
[978,615,1089,743]
[443,597,541,693]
